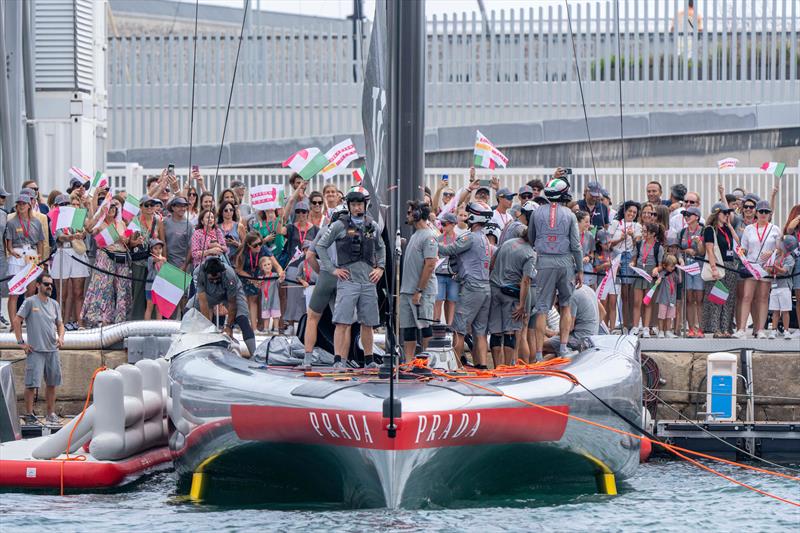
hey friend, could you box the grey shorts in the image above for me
[543,334,581,352]
[24,351,62,388]
[488,286,523,334]
[533,267,575,313]
[398,293,435,329]
[331,280,380,326]
[308,270,338,314]
[452,284,490,336]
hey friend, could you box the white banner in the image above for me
[250,184,282,210]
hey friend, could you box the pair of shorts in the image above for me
[261,309,281,319]
[684,269,704,291]
[331,280,380,326]
[435,274,460,302]
[145,289,152,301]
[618,252,634,285]
[308,270,338,314]
[658,304,676,319]
[24,351,62,388]
[398,293,435,329]
[632,276,652,291]
[532,267,575,313]
[8,248,37,277]
[769,287,792,312]
[488,286,523,334]
[452,284,490,336]
[50,248,90,279]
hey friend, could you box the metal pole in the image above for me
[0,2,16,191]
[21,0,38,183]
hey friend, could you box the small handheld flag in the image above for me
[473,130,508,170]
[7,264,44,295]
[321,138,359,180]
[708,281,730,305]
[94,224,120,249]
[122,195,140,222]
[151,262,192,319]
[717,158,739,171]
[124,217,143,238]
[353,165,366,184]
[642,277,662,306]
[50,206,87,233]
[282,147,330,180]
[760,161,786,178]
[677,262,701,276]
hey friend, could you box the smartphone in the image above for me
[442,174,449,182]
[562,168,573,175]
[168,164,175,176]
[191,164,199,173]
[479,179,492,187]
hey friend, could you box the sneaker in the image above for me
[732,329,747,339]
[45,413,60,425]
[22,413,39,425]
[665,331,677,338]
[629,327,640,336]
[364,361,380,369]
[756,330,768,339]
[687,327,696,337]
[0,316,10,327]
[656,331,665,338]
[768,329,777,339]
[641,329,651,338]
[346,359,361,369]
[784,331,793,340]
[332,360,346,371]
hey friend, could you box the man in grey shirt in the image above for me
[164,196,192,269]
[399,201,438,361]
[543,284,599,355]
[13,273,65,425]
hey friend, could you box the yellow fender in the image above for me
[582,453,618,495]
[189,453,220,502]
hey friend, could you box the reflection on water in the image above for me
[0,460,797,532]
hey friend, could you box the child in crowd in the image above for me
[259,256,281,333]
[593,230,616,329]
[144,239,166,320]
[767,236,797,339]
[665,235,685,337]
[630,223,665,337]
[655,254,679,338]
[577,211,597,288]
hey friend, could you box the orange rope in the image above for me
[59,366,107,496]
[427,368,800,505]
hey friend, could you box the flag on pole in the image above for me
[321,138,359,179]
[69,166,91,184]
[708,281,730,305]
[7,264,44,295]
[89,171,109,193]
[760,161,786,178]
[596,256,621,301]
[250,184,283,210]
[473,130,508,169]
[717,158,739,171]
[630,266,653,283]
[282,147,330,180]
[642,277,662,306]
[91,192,114,231]
[677,262,702,276]
[122,194,140,222]
[50,206,87,233]
[94,224,120,249]
[151,262,192,319]
[124,217,143,238]
[352,165,366,184]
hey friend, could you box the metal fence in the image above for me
[107,0,800,150]
[106,164,798,225]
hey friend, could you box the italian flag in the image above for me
[90,170,109,192]
[352,165,366,184]
[708,281,730,305]
[122,194,140,222]
[473,130,508,170]
[760,161,786,178]
[50,206,87,233]
[94,224,120,249]
[282,147,330,180]
[321,138,359,180]
[124,217,143,238]
[642,277,662,306]
[151,262,192,319]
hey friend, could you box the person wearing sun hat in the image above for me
[5,189,46,325]
[700,202,739,338]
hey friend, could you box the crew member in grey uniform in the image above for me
[528,175,583,360]
[0,185,8,327]
[542,284,600,355]
[399,201,438,361]
[186,256,257,357]
[438,202,494,369]
[488,201,537,366]
[316,187,386,369]
[14,273,65,425]
[301,203,350,368]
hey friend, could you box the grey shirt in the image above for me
[489,237,535,288]
[309,225,337,273]
[528,203,582,271]
[316,217,386,284]
[164,215,192,269]
[569,285,600,341]
[774,254,795,290]
[190,262,249,319]
[5,216,44,249]
[17,296,61,352]
[438,229,491,288]
[498,219,526,246]
[400,227,439,295]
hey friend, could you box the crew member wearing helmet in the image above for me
[301,203,350,368]
[316,187,386,369]
[488,210,536,366]
[186,256,256,357]
[527,169,583,360]
[399,201,438,361]
[438,202,494,369]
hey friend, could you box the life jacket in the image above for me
[334,214,379,267]
[533,203,573,255]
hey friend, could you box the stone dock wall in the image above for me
[1,348,798,421]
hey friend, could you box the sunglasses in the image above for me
[41,282,53,288]
[642,211,654,216]
[743,204,755,209]
[249,242,262,248]
[223,208,235,212]
[757,209,771,214]
[188,192,198,197]
[57,202,70,207]
[443,192,455,197]
[311,201,324,206]
[519,194,533,200]
[684,200,697,205]
[143,203,157,208]
[295,209,309,214]
[30,187,39,192]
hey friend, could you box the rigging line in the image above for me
[563,0,598,185]
[614,0,627,211]
[187,0,200,174]
[650,390,800,474]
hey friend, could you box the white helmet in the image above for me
[544,177,571,201]
[330,204,349,222]
[484,222,502,241]
[465,202,492,226]
[519,200,538,224]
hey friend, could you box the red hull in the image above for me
[0,446,172,489]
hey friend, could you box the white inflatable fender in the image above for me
[31,405,95,459]
[88,369,126,460]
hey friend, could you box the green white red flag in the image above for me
[151,262,192,318]
[642,277,662,306]
[352,165,366,184]
[50,206,87,233]
[760,161,786,178]
[124,217,143,238]
[708,281,730,305]
[282,147,329,180]
[122,194,140,222]
[89,170,109,193]
[473,130,508,170]
[94,224,120,249]
[7,264,43,295]
[321,138,359,180]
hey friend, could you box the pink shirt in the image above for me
[191,227,226,267]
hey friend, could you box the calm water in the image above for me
[1,460,798,532]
